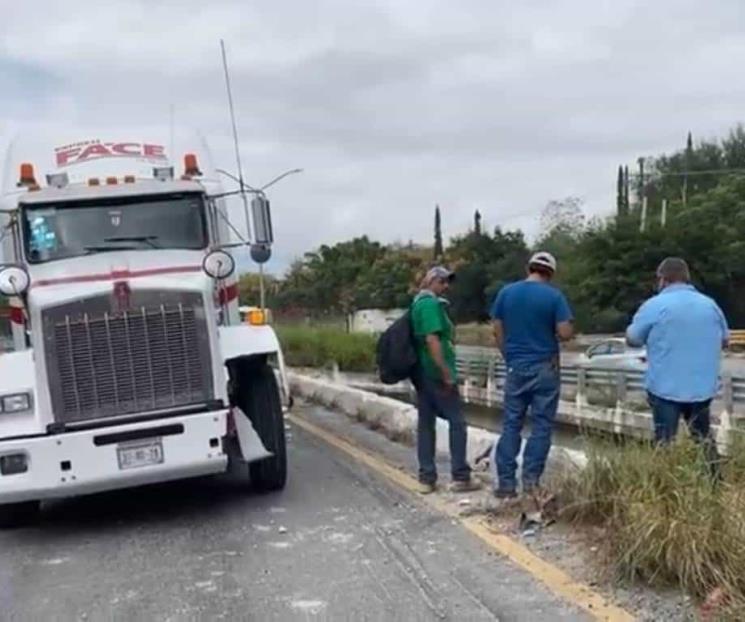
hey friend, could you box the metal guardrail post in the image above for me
[723,374,734,418]
[486,359,495,407]
[615,371,627,407]
[576,367,588,407]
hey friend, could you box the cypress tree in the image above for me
[434,205,444,260]
[623,165,630,212]
[616,165,626,216]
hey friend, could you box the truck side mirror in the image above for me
[0,265,30,297]
[251,196,273,245]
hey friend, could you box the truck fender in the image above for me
[218,325,291,407]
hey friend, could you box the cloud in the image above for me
[2,0,745,274]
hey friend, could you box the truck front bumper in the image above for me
[0,410,231,504]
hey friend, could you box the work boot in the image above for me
[487,488,520,514]
[449,479,481,493]
[416,481,437,495]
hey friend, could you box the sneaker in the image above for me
[493,488,518,500]
[449,479,482,493]
[416,481,437,495]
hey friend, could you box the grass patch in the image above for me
[455,323,495,346]
[276,325,376,373]
[560,435,745,618]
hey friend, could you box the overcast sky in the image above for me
[2,0,745,273]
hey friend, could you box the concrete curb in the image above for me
[288,372,588,478]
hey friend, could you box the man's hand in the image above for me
[492,320,504,353]
[440,367,455,391]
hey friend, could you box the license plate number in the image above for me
[117,439,164,470]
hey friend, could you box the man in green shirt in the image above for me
[411,267,479,494]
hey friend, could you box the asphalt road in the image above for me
[0,405,586,621]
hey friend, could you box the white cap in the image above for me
[528,251,557,273]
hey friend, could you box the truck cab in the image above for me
[0,130,289,527]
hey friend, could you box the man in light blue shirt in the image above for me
[626,257,729,445]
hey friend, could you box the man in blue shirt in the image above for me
[489,252,574,498]
[626,257,729,447]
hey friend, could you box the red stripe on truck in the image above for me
[32,265,202,288]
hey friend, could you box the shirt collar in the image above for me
[660,283,696,294]
[415,289,450,305]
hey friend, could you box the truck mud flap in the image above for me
[233,406,273,462]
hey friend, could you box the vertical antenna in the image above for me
[220,39,252,243]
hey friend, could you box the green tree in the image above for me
[354,246,427,309]
[447,226,529,322]
[277,236,387,315]
[238,272,279,307]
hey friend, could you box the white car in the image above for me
[577,338,647,371]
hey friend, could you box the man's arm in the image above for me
[425,334,453,387]
[715,303,730,349]
[557,320,574,342]
[626,299,655,347]
[555,292,574,342]
[489,289,506,355]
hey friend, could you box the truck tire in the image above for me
[0,501,40,529]
[232,361,287,492]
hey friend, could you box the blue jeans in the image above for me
[414,375,471,485]
[493,360,560,493]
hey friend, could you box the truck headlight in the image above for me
[0,393,32,414]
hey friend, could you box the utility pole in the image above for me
[661,198,667,227]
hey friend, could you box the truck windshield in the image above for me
[21,193,208,264]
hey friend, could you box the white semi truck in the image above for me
[0,129,289,527]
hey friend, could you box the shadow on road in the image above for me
[27,476,276,535]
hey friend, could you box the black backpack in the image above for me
[376,310,418,384]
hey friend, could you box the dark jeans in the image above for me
[647,392,720,477]
[648,392,712,443]
[414,374,471,485]
[493,360,560,493]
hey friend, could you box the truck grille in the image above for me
[42,291,214,424]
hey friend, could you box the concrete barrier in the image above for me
[288,371,588,481]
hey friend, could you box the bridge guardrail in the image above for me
[456,346,742,416]
[729,329,745,347]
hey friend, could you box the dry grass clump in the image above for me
[560,434,745,618]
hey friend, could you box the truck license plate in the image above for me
[117,439,164,470]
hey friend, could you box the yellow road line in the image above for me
[288,412,635,622]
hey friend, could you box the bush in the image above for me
[560,436,745,617]
[276,325,377,373]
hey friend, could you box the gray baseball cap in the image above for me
[425,266,455,282]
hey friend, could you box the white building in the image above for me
[348,308,406,334]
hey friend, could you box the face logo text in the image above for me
[54,140,167,167]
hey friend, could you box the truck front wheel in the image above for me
[0,501,40,529]
[232,360,287,492]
